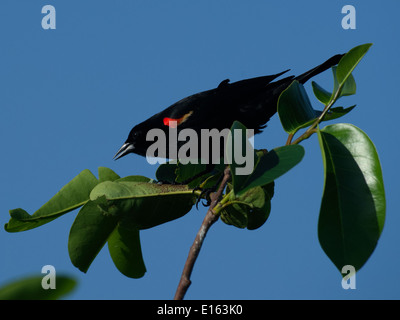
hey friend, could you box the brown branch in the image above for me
[174,167,231,300]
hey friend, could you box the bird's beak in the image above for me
[113,142,135,160]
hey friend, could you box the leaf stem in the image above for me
[174,167,231,300]
[286,133,295,146]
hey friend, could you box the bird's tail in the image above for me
[295,54,344,84]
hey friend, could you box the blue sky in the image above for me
[1,1,399,299]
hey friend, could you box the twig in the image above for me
[291,128,318,145]
[174,167,231,300]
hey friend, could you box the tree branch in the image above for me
[174,167,231,300]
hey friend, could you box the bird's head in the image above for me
[113,103,193,161]
[113,124,149,160]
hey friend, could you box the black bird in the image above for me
[114,54,343,161]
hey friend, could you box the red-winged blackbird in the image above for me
[114,54,343,161]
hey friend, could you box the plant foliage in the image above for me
[5,44,385,287]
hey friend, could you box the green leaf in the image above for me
[227,121,258,192]
[220,184,272,230]
[317,123,385,272]
[319,106,356,122]
[175,162,209,186]
[219,201,248,229]
[116,175,152,183]
[313,67,356,107]
[278,80,316,134]
[5,169,99,232]
[198,169,224,190]
[283,104,356,135]
[98,167,120,182]
[156,160,223,189]
[312,81,332,105]
[155,162,178,184]
[108,219,146,279]
[68,196,122,273]
[70,181,196,274]
[0,275,77,300]
[235,145,305,196]
[247,184,273,230]
[332,66,357,99]
[89,181,196,229]
[336,43,372,87]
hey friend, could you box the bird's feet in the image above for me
[193,186,216,209]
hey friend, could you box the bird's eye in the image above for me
[130,131,140,139]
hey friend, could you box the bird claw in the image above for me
[193,186,213,209]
